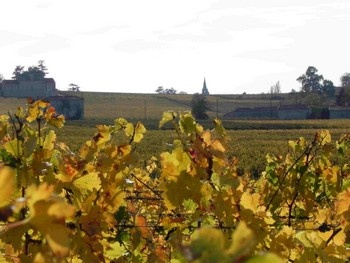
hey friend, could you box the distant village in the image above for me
[0,62,84,120]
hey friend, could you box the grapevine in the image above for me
[0,101,349,262]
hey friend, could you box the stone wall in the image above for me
[47,96,84,120]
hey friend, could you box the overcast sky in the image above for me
[0,0,349,94]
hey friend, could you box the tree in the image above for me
[270,81,281,94]
[12,65,25,80]
[322,79,335,97]
[0,74,4,82]
[191,93,210,119]
[336,88,347,106]
[340,73,350,88]
[155,86,164,94]
[165,87,177,94]
[155,87,177,94]
[297,66,324,93]
[37,60,48,75]
[68,83,80,92]
[12,61,48,81]
[202,78,209,95]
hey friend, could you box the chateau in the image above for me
[0,78,56,98]
[0,78,84,120]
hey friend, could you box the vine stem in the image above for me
[265,136,320,212]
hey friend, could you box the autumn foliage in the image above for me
[0,100,349,262]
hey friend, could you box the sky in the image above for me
[0,0,349,95]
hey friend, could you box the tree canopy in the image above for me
[191,93,210,119]
[297,66,324,93]
[12,60,48,81]
[340,73,350,88]
[297,66,335,98]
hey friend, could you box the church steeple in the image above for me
[202,77,209,95]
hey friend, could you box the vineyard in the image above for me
[0,100,349,262]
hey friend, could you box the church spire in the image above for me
[202,77,209,95]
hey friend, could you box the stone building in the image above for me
[277,105,311,120]
[0,78,84,120]
[0,78,56,98]
[329,106,350,119]
[46,96,84,120]
[223,106,278,119]
[223,104,311,120]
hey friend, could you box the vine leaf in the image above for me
[105,241,127,261]
[228,221,256,257]
[43,130,56,151]
[27,183,75,257]
[4,138,23,159]
[159,111,176,128]
[133,122,146,143]
[186,227,227,262]
[0,166,16,206]
[73,172,101,197]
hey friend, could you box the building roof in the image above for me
[277,104,310,110]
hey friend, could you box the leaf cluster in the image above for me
[0,102,349,262]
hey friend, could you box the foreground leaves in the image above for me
[0,102,349,262]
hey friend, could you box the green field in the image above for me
[1,91,350,175]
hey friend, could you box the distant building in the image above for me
[0,77,84,120]
[46,95,84,120]
[329,106,350,119]
[0,78,56,98]
[223,104,311,120]
[223,106,278,119]
[277,104,311,120]
[202,78,209,95]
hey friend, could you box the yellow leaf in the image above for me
[28,185,75,258]
[114,117,128,130]
[0,166,16,206]
[73,172,101,196]
[26,183,55,210]
[124,123,134,138]
[188,227,227,262]
[209,139,226,154]
[133,122,146,143]
[94,125,111,146]
[159,111,176,128]
[333,229,346,246]
[316,129,331,145]
[335,188,350,215]
[43,130,56,150]
[240,192,261,213]
[228,221,256,257]
[245,253,283,263]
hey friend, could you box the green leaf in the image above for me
[179,113,197,134]
[4,138,23,158]
[105,241,127,260]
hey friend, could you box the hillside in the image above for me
[81,91,296,120]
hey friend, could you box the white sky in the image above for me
[0,0,349,94]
